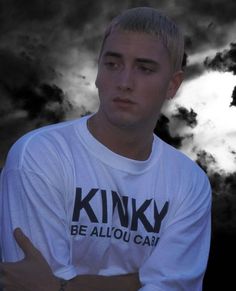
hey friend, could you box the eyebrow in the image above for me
[103,51,160,66]
[103,51,122,58]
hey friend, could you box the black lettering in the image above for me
[71,225,88,236]
[90,226,98,236]
[123,231,131,242]
[101,190,108,223]
[71,225,78,235]
[99,226,106,238]
[155,237,159,246]
[131,199,154,232]
[142,236,151,246]
[151,236,156,246]
[134,235,142,244]
[106,227,112,238]
[112,191,129,228]
[113,228,123,239]
[79,225,87,236]
[153,201,169,233]
[72,188,98,222]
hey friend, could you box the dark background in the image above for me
[0,1,236,290]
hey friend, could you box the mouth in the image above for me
[113,97,136,105]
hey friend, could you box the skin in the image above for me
[0,30,183,291]
[89,29,183,160]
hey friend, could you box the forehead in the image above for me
[101,30,169,62]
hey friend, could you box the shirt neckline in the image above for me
[74,115,162,174]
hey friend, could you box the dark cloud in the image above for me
[0,49,53,89]
[0,1,101,168]
[154,114,184,148]
[204,43,236,106]
[0,0,104,57]
[1,0,235,51]
[64,0,102,30]
[0,48,71,137]
[210,171,236,233]
[195,150,236,231]
[183,63,206,80]
[180,52,204,80]
[0,0,235,82]
[204,169,236,290]
[204,213,236,290]
[0,0,61,37]
[0,0,60,21]
[195,150,236,234]
[171,106,198,128]
[195,150,217,173]
[204,43,236,75]
[181,0,236,24]
[12,83,70,122]
[181,52,187,70]
[231,86,236,107]
[175,1,236,53]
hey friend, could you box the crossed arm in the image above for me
[0,229,141,291]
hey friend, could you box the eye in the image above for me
[104,61,120,70]
[138,65,155,74]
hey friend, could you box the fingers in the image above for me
[13,228,38,258]
[0,274,23,291]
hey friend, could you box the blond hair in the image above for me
[100,7,185,72]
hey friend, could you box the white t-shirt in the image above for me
[0,115,211,291]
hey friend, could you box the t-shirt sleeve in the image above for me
[0,167,77,280]
[138,172,212,291]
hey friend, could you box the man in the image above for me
[0,7,211,291]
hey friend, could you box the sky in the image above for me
[0,0,236,234]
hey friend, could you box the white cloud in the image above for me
[165,71,236,172]
[55,48,99,118]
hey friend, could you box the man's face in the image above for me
[95,30,183,130]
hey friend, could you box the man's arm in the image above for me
[0,228,141,291]
[68,273,141,291]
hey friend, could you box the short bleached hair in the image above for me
[100,7,185,72]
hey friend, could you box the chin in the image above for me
[106,112,141,129]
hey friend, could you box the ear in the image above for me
[95,74,98,88]
[95,56,101,89]
[95,59,102,89]
[166,70,184,100]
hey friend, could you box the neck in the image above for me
[88,114,154,161]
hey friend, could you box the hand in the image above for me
[0,228,59,291]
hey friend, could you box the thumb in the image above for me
[13,228,39,258]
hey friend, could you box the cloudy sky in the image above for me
[0,0,236,233]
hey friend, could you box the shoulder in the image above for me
[157,136,207,178]
[4,118,82,171]
[156,137,212,219]
[157,136,211,202]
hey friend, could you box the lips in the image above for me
[113,97,136,105]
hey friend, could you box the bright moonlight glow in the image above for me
[167,71,236,172]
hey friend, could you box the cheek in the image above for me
[138,80,163,98]
[137,81,169,109]
[149,78,170,97]
[96,71,112,92]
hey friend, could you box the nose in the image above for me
[117,68,134,91]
